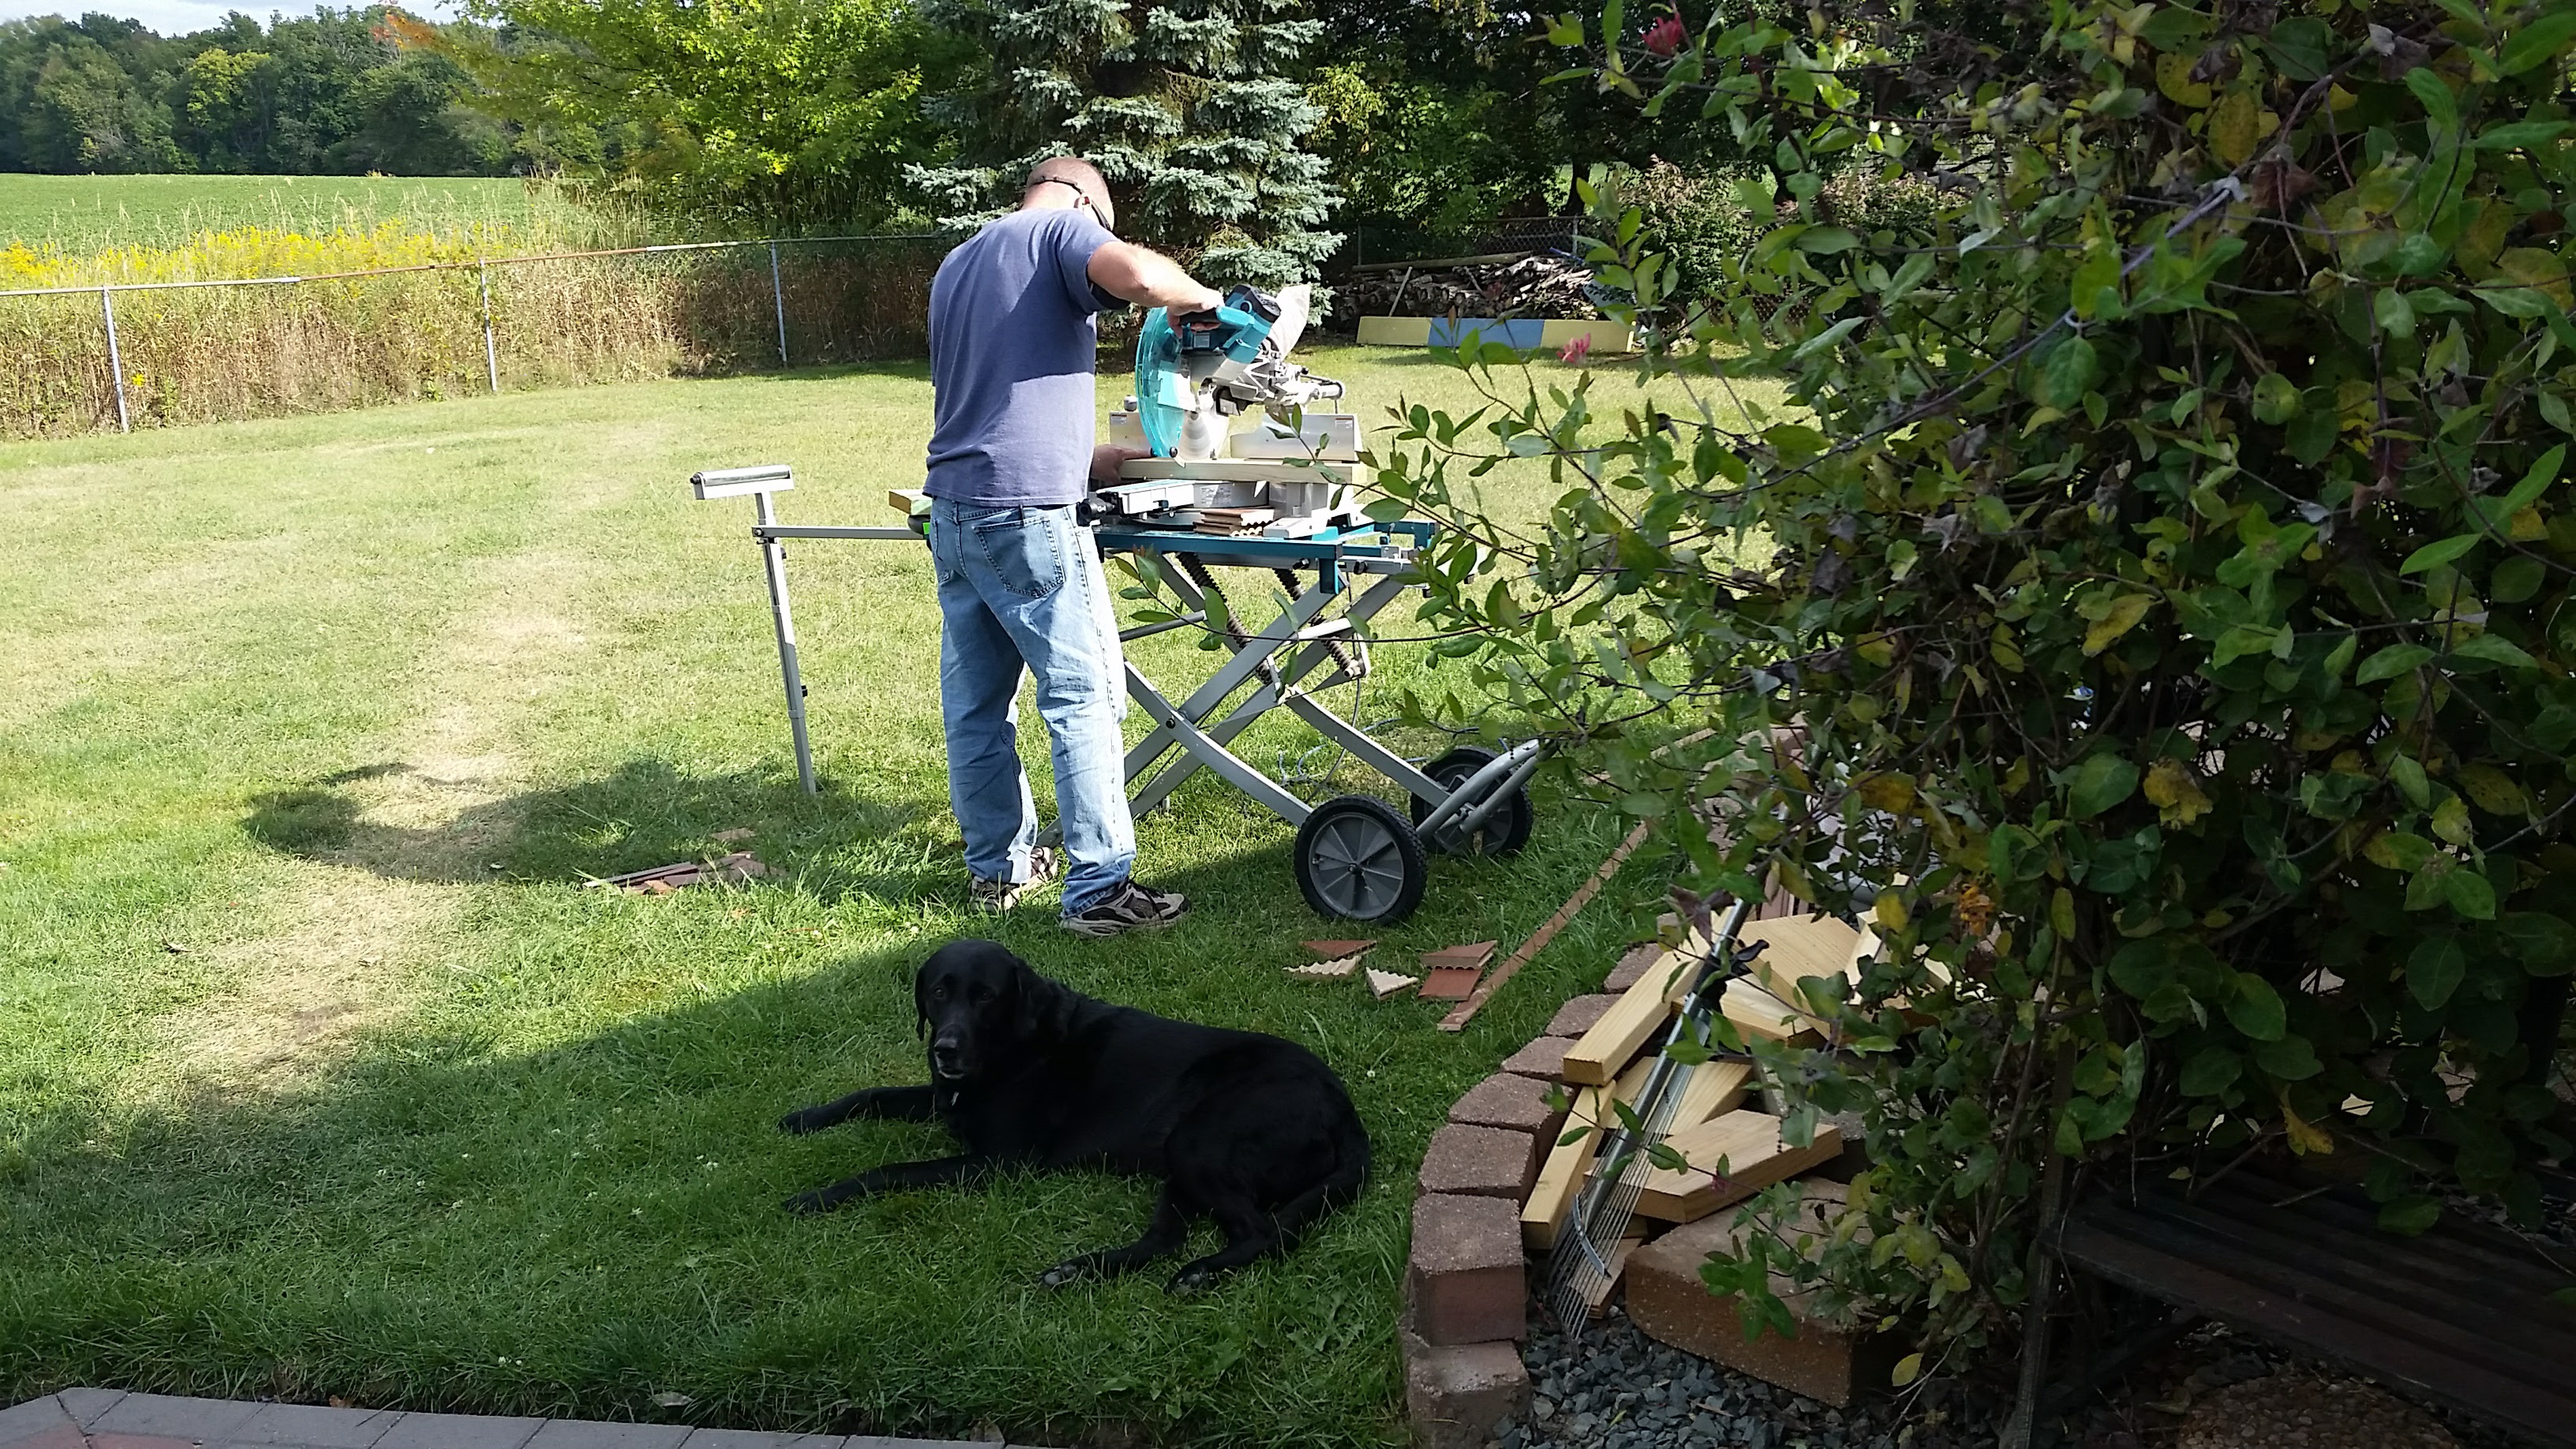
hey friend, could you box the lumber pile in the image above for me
[1520,900,1873,1328]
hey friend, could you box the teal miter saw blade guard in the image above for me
[1132,290,1281,458]
[1133,307,1193,458]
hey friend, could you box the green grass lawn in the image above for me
[0,347,1768,1445]
[0,173,603,253]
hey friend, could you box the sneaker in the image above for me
[971,846,1058,913]
[1060,879,1189,936]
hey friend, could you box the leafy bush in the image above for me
[1365,0,2576,1370]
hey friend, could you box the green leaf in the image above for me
[2068,751,2140,819]
[2226,972,2286,1042]
[2253,1033,2323,1080]
[2452,633,2538,670]
[2445,865,2498,919]
[2286,407,2340,464]
[1891,1353,1923,1387]
[2500,9,2576,75]
[2408,933,2467,1008]
[2476,120,2574,149]
[2391,753,2431,808]
[2035,335,2099,410]
[1797,227,1859,255]
[2500,912,2576,974]
[2365,831,2436,871]
[2252,372,2301,424]
[2493,555,2547,604]
[2379,1195,2442,1234]
[2405,68,2458,129]
[2180,1046,2241,1096]
[2498,444,2567,513]
[2400,534,2479,575]
[2357,644,2436,683]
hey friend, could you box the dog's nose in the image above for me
[930,1038,966,1073]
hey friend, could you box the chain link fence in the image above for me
[0,233,953,440]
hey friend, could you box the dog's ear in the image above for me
[912,960,931,1039]
[1011,958,1064,1042]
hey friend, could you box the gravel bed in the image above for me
[1489,1305,2003,1449]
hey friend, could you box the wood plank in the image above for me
[1522,1085,1609,1252]
[1522,1065,1654,1251]
[1562,947,1695,1085]
[1720,977,1826,1043]
[2060,1211,2576,1447]
[1668,1059,1754,1129]
[1633,1110,1843,1223]
[1743,915,1863,1009]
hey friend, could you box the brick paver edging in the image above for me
[0,1391,1020,1449]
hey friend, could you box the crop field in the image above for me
[0,173,605,255]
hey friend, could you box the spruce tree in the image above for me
[907,0,1338,291]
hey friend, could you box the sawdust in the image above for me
[155,548,593,1092]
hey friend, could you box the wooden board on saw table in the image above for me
[1633,1109,1844,1223]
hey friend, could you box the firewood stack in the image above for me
[1335,253,1603,320]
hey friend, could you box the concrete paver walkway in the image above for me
[0,1392,1013,1449]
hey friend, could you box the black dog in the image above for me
[778,938,1372,1292]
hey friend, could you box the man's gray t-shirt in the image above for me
[924,207,1122,507]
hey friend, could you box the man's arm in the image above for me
[1088,240,1223,315]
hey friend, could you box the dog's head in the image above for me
[913,939,1065,1083]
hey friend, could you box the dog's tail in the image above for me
[1268,1103,1372,1247]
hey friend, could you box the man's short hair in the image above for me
[1023,155,1112,219]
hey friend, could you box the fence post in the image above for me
[769,241,788,367]
[478,264,500,394]
[100,286,129,434]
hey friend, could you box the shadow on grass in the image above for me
[2,851,1435,1447]
[242,758,930,903]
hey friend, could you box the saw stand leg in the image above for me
[1118,565,1430,825]
[754,489,818,796]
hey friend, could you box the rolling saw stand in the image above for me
[688,459,1542,925]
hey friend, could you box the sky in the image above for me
[0,0,459,35]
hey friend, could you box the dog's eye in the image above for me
[932,985,949,1002]
[971,986,992,1004]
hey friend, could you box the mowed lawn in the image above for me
[0,347,1765,1445]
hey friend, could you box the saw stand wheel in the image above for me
[1411,745,1535,857]
[1294,796,1428,923]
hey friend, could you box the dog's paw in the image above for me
[781,1189,833,1216]
[777,1107,826,1135]
[1039,1260,1089,1290]
[1164,1264,1219,1296]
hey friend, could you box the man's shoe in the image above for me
[1060,879,1189,937]
[971,846,1058,913]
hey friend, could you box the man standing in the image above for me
[923,155,1221,935]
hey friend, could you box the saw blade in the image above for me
[1133,307,1195,458]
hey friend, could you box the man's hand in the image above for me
[1091,444,1148,486]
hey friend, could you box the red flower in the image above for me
[1643,15,1688,57]
[1559,335,1594,365]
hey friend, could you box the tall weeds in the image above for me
[0,225,945,438]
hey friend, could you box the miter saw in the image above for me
[1095,283,1368,538]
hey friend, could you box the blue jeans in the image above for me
[927,497,1134,914]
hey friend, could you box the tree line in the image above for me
[1,2,1784,279]
[0,8,523,176]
